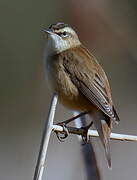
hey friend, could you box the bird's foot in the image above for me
[80,121,93,145]
[55,123,69,142]
[81,126,90,144]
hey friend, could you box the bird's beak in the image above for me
[41,29,54,35]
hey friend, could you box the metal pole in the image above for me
[33,93,58,180]
[52,125,137,142]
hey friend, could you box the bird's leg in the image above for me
[81,121,93,144]
[56,111,89,142]
[55,124,69,142]
[58,111,89,125]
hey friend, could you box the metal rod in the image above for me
[52,125,137,142]
[33,93,58,180]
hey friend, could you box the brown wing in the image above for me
[62,46,120,122]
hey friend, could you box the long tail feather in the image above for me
[91,112,112,168]
[101,120,111,168]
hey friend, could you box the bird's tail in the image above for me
[91,112,112,168]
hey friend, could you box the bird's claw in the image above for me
[81,126,90,145]
[80,121,93,144]
[55,123,69,142]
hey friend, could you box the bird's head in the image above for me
[42,22,81,54]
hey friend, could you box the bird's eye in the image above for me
[56,31,69,38]
[61,31,68,37]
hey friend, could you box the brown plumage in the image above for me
[44,22,120,168]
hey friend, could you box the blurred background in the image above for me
[0,0,137,179]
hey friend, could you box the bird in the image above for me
[42,22,120,168]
